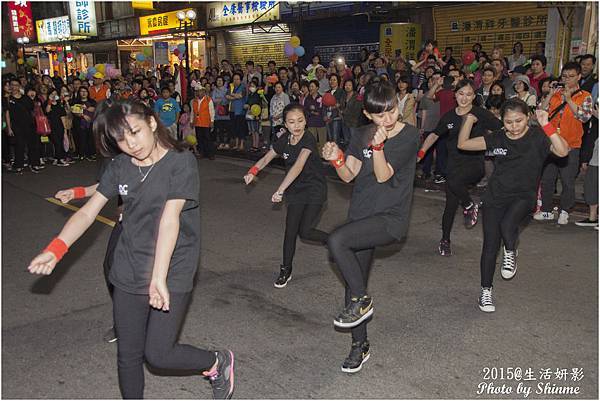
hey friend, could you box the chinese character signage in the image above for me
[207,1,280,29]
[36,16,72,43]
[7,1,35,40]
[139,8,196,36]
[69,0,98,36]
[379,23,422,62]
[132,0,153,10]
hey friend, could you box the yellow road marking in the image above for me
[45,197,116,227]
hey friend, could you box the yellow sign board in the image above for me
[207,1,280,29]
[229,41,287,66]
[139,8,195,36]
[380,23,422,61]
[132,1,154,10]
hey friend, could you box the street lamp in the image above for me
[57,33,69,82]
[16,36,30,76]
[177,9,197,78]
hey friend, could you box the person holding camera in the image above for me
[535,62,593,225]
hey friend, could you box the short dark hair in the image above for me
[531,55,547,67]
[454,79,476,92]
[500,97,530,118]
[483,67,496,76]
[485,94,505,111]
[278,66,288,73]
[562,61,582,75]
[283,103,306,122]
[580,54,597,65]
[445,46,453,52]
[309,79,319,89]
[268,60,276,66]
[245,60,254,66]
[538,76,554,93]
[363,80,397,114]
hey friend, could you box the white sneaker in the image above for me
[557,210,569,225]
[478,287,495,313]
[533,211,555,221]
[501,247,518,280]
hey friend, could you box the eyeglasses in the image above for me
[561,74,578,79]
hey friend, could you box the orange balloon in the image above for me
[289,54,298,63]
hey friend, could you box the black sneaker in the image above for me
[434,175,446,184]
[8,166,23,174]
[438,239,452,256]
[463,203,480,229]
[478,287,495,313]
[56,159,70,167]
[341,340,370,373]
[274,265,292,288]
[203,350,235,400]
[575,218,598,227]
[103,326,117,343]
[29,166,41,174]
[333,295,373,328]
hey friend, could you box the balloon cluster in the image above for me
[462,50,479,73]
[85,63,122,80]
[283,36,304,63]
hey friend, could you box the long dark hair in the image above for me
[93,99,185,157]
[363,80,397,114]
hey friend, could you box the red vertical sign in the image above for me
[7,1,35,40]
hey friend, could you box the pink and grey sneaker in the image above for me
[463,202,480,229]
[203,350,235,399]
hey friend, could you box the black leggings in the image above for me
[103,221,123,298]
[480,198,533,287]
[113,288,216,399]
[283,203,328,267]
[442,164,484,241]
[328,216,397,342]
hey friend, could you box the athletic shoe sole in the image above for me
[341,353,370,374]
[273,275,292,288]
[478,304,495,313]
[224,350,235,400]
[575,222,599,227]
[333,307,374,328]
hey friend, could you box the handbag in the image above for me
[35,108,51,136]
[217,103,228,116]
[61,115,73,130]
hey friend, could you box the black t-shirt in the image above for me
[96,150,200,294]
[483,127,551,203]
[7,95,34,129]
[45,102,66,131]
[346,123,420,240]
[272,130,327,204]
[433,106,502,172]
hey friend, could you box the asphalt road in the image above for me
[2,155,597,399]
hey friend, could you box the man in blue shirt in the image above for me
[154,87,181,139]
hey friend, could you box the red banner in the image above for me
[7,1,35,40]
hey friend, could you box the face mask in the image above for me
[249,87,257,93]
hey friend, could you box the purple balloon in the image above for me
[284,42,295,57]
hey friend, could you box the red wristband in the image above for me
[72,187,86,199]
[248,166,259,176]
[417,149,426,159]
[542,123,557,137]
[43,237,68,262]
[330,150,345,169]
[371,142,385,151]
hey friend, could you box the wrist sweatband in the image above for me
[248,166,259,176]
[72,187,86,199]
[371,143,385,151]
[542,123,557,137]
[330,150,345,169]
[43,238,68,261]
[417,149,426,159]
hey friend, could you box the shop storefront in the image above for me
[433,3,548,59]
[206,1,290,67]
[34,15,86,79]
[118,8,207,75]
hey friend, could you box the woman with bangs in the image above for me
[457,99,568,312]
[26,100,234,400]
[322,81,420,373]
[417,79,502,257]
